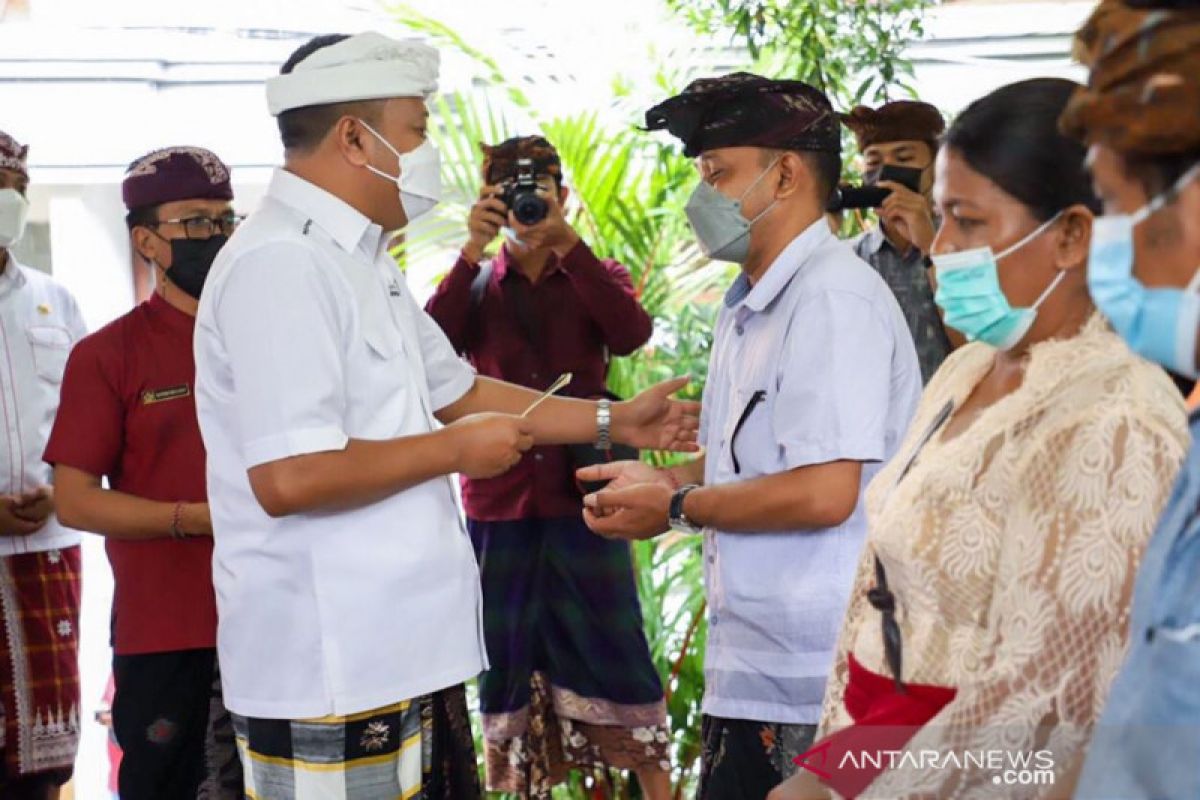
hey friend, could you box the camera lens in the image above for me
[512,192,549,225]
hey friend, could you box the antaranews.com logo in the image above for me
[795,738,1056,792]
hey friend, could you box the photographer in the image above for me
[841,101,956,382]
[425,136,670,800]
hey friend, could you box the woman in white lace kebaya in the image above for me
[771,79,1190,800]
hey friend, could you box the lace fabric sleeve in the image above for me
[863,409,1186,799]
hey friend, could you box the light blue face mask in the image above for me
[1088,163,1200,378]
[932,212,1066,350]
[685,156,781,264]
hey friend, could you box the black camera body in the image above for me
[826,164,925,213]
[499,158,550,225]
[827,185,891,212]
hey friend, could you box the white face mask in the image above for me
[0,188,30,248]
[357,119,443,227]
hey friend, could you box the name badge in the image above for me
[142,384,191,405]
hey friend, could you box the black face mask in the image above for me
[864,164,926,194]
[164,235,227,299]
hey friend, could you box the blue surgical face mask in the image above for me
[932,212,1065,350]
[1088,163,1200,378]
[685,156,781,264]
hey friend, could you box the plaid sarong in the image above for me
[469,516,668,795]
[0,546,83,779]
[233,685,479,800]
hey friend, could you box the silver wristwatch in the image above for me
[595,398,612,450]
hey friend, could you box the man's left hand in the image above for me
[510,184,580,257]
[582,482,672,541]
[14,486,53,524]
[878,181,936,256]
[613,377,701,452]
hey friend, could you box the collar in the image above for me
[267,168,387,260]
[147,291,196,331]
[0,254,28,297]
[723,219,831,313]
[860,225,889,256]
[492,242,565,282]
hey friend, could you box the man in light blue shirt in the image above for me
[1059,5,1200,798]
[580,73,921,800]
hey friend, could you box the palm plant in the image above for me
[390,8,725,797]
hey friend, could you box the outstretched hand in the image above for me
[613,377,701,452]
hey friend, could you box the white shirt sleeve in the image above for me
[774,288,894,469]
[407,291,475,412]
[213,242,352,468]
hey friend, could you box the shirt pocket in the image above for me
[724,386,773,478]
[26,325,72,384]
[362,317,404,361]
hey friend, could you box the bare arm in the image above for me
[581,458,861,540]
[686,460,862,531]
[438,375,699,451]
[437,377,596,443]
[248,414,533,518]
[53,465,211,539]
[665,455,706,488]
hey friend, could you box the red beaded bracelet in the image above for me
[170,502,185,540]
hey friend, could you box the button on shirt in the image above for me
[194,168,484,719]
[425,242,652,521]
[1076,409,1200,800]
[699,220,921,725]
[44,293,216,654]
[854,226,950,384]
[0,259,86,556]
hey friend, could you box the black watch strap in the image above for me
[670,484,702,532]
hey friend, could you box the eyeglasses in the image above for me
[150,213,244,240]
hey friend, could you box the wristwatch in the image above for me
[595,398,612,450]
[669,484,703,533]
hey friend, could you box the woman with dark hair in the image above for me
[768,77,1189,800]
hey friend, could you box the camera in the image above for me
[825,164,925,213]
[826,184,891,212]
[499,158,550,225]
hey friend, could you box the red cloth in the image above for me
[43,294,216,654]
[0,546,82,777]
[425,239,652,521]
[795,655,957,799]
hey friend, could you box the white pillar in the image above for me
[48,186,134,330]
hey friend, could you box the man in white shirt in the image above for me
[0,130,87,800]
[580,74,921,800]
[194,33,698,799]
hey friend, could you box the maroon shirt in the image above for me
[44,293,216,655]
[426,239,652,521]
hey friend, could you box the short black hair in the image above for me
[943,78,1101,221]
[125,205,160,231]
[276,34,385,153]
[1120,148,1200,198]
[762,148,841,206]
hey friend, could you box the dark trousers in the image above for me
[696,716,819,800]
[0,768,71,800]
[113,648,241,800]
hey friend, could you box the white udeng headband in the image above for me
[265,32,439,116]
[266,62,436,116]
